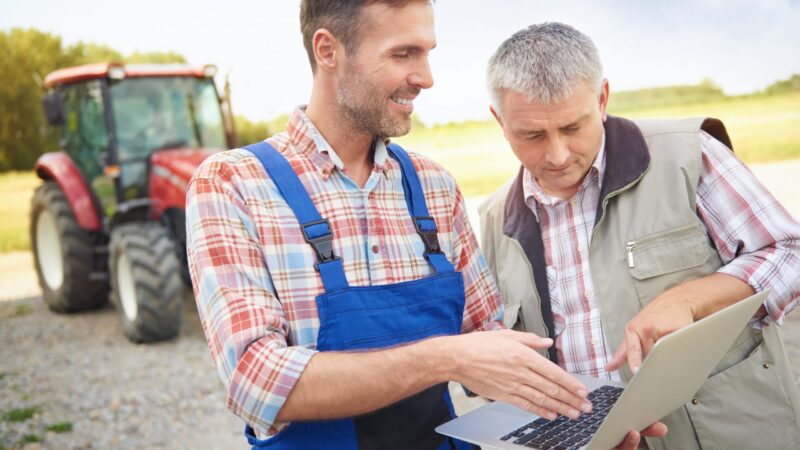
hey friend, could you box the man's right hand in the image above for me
[438,330,592,420]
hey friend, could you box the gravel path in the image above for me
[2,159,799,449]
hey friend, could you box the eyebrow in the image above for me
[560,113,590,129]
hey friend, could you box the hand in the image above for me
[613,422,668,449]
[605,292,695,374]
[444,330,592,420]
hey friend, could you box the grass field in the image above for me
[1,92,798,254]
[396,91,800,197]
[0,171,40,253]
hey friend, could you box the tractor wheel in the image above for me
[109,223,183,343]
[30,181,108,312]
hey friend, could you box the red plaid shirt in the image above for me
[186,108,503,435]
[524,131,800,380]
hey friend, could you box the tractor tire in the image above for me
[109,223,183,343]
[30,181,109,312]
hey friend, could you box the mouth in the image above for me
[390,95,415,113]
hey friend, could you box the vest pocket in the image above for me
[626,224,715,306]
[683,327,800,449]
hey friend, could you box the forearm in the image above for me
[276,336,453,421]
[664,272,756,320]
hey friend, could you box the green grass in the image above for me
[44,422,73,433]
[21,435,42,444]
[0,92,798,253]
[397,92,800,197]
[2,406,39,422]
[0,372,6,381]
[0,171,40,253]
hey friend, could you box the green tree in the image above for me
[0,29,71,172]
[234,115,271,146]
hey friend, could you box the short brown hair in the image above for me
[299,0,431,73]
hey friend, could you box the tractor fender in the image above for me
[35,151,103,231]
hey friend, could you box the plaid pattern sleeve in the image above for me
[696,131,800,324]
[186,156,317,435]
[186,108,503,436]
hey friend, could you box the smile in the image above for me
[391,96,414,106]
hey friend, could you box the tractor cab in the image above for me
[33,63,236,342]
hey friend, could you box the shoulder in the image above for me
[402,148,460,195]
[479,177,515,220]
[190,133,294,188]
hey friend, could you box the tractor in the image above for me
[31,62,236,342]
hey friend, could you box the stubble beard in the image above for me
[336,64,414,139]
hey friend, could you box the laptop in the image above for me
[436,290,769,450]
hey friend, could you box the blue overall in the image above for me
[242,141,474,450]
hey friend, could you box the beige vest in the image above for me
[479,117,800,449]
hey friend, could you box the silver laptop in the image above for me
[436,290,769,450]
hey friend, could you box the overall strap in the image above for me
[386,143,455,273]
[244,141,349,291]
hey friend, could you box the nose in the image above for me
[410,57,434,90]
[545,136,570,167]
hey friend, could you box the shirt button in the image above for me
[321,168,331,176]
[591,338,599,346]
[578,245,585,253]
[584,290,592,299]
[371,245,380,254]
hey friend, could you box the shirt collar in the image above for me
[523,131,606,218]
[294,107,388,175]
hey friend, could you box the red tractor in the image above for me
[31,62,235,342]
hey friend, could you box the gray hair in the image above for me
[487,22,603,112]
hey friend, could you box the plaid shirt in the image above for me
[186,108,503,435]
[524,131,800,380]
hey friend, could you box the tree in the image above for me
[0,29,70,172]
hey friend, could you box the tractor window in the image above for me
[108,77,226,201]
[109,77,226,162]
[61,80,108,182]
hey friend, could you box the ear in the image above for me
[490,105,510,141]
[312,29,339,73]
[598,79,610,122]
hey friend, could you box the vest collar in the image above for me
[503,115,650,233]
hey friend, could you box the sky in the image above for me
[3,0,800,125]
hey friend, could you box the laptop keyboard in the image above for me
[499,385,624,449]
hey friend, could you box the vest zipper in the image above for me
[591,172,647,242]
[626,241,636,268]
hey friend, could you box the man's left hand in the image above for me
[613,422,669,449]
[605,291,695,374]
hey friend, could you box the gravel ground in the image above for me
[2,159,800,449]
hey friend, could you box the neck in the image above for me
[306,89,374,174]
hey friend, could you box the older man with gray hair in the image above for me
[479,22,800,449]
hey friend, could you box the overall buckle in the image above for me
[301,219,339,270]
[414,216,442,259]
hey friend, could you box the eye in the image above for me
[563,126,579,134]
[526,134,543,142]
[393,51,410,59]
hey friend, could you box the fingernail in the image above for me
[581,402,592,413]
[567,408,580,419]
[547,412,557,420]
[632,366,639,374]
[577,389,588,398]
[541,338,553,346]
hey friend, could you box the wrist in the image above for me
[418,335,460,384]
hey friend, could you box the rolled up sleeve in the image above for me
[186,161,316,435]
[695,132,800,324]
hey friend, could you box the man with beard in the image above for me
[185,2,639,449]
